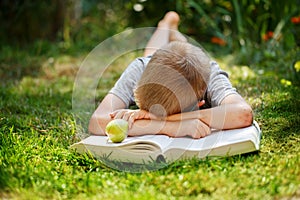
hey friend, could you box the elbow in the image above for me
[88,114,107,135]
[239,104,253,127]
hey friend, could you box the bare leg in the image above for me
[168,15,187,43]
[143,11,186,57]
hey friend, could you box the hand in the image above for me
[191,119,211,138]
[110,109,158,128]
[172,119,211,139]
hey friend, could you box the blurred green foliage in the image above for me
[0,0,299,83]
[1,0,299,47]
[0,0,65,43]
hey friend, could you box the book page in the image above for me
[163,125,260,151]
[162,124,261,162]
[72,134,173,153]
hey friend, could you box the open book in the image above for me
[71,121,261,164]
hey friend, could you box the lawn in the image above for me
[0,40,299,199]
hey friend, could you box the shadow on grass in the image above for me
[68,149,261,174]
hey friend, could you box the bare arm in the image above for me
[88,94,126,135]
[127,118,210,139]
[88,93,210,138]
[166,94,253,130]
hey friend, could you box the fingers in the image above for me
[111,110,136,129]
[128,110,152,128]
[191,120,211,139]
[110,109,152,129]
[128,112,138,129]
[112,110,133,121]
[110,109,132,119]
[197,120,211,138]
[113,110,125,119]
[199,126,211,138]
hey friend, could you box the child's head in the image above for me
[134,41,211,117]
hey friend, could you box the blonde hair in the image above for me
[134,41,211,117]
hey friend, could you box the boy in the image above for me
[88,11,253,139]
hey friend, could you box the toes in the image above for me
[163,11,180,25]
[158,11,180,29]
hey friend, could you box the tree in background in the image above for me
[1,0,299,69]
[0,0,66,43]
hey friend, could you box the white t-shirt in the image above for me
[109,56,239,109]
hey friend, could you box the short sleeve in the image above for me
[206,61,239,107]
[108,57,150,108]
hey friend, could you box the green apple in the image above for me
[105,119,128,143]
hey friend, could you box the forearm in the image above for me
[199,104,253,129]
[89,112,211,138]
[167,104,253,130]
[129,118,210,139]
[128,119,192,138]
[89,113,173,137]
[128,119,167,136]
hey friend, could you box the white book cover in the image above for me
[71,121,261,164]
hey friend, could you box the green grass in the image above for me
[0,42,299,200]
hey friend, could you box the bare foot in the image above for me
[143,11,186,56]
[157,11,179,29]
[158,11,187,42]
